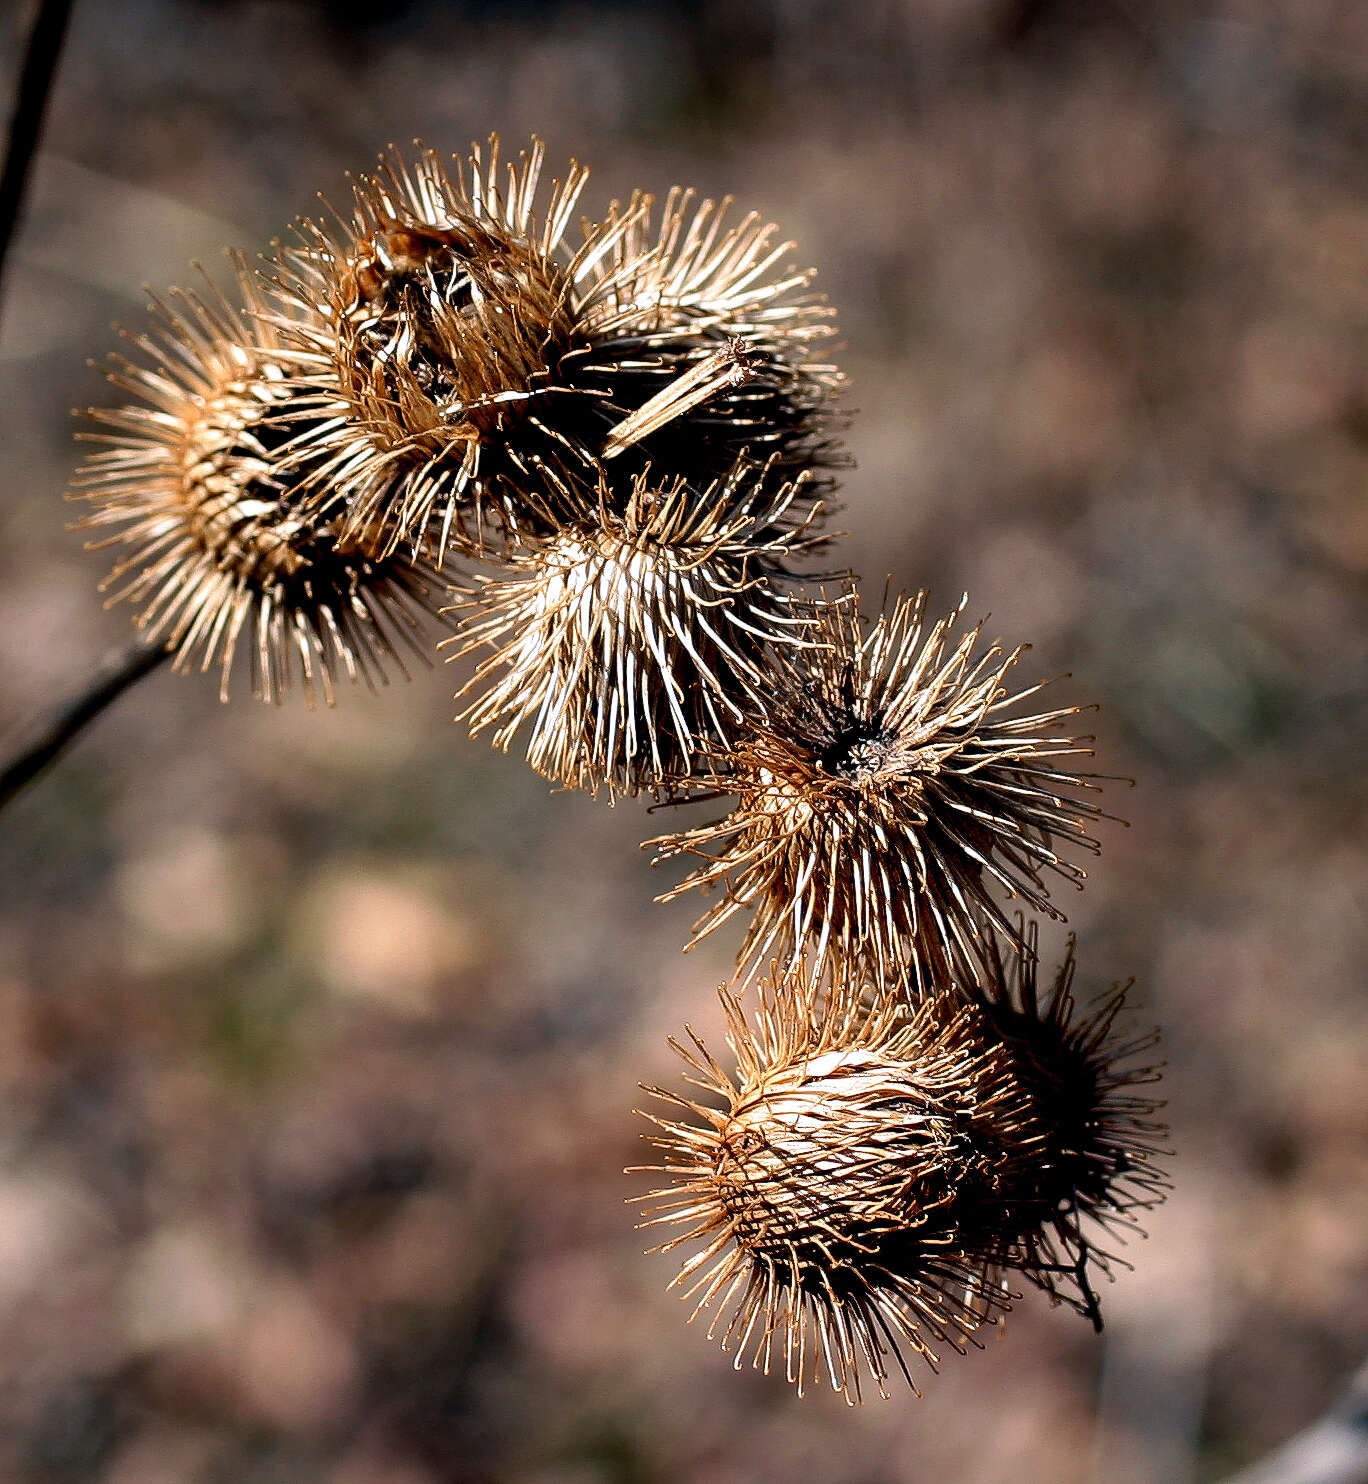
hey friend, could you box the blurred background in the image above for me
[1,1,1366,1480]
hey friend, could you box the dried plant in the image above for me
[267,137,593,558]
[267,138,843,561]
[70,257,450,705]
[650,588,1106,990]
[576,186,845,486]
[5,121,1168,1412]
[634,964,1016,1401]
[450,457,827,795]
[636,942,1169,1398]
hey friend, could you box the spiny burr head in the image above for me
[636,944,1168,1398]
[71,257,449,705]
[634,967,1023,1401]
[267,136,589,558]
[650,587,1107,991]
[954,922,1171,1326]
[450,458,828,796]
[576,184,846,490]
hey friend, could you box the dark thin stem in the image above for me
[0,637,167,811]
[0,0,75,318]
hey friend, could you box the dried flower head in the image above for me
[451,458,827,795]
[71,259,448,704]
[651,589,1105,989]
[269,137,590,557]
[634,965,1021,1401]
[268,137,842,559]
[959,922,1171,1326]
[636,942,1168,1398]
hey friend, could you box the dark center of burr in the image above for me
[818,724,897,782]
[354,260,468,402]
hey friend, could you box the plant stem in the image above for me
[0,0,75,319]
[0,636,167,811]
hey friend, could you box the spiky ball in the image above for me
[651,589,1105,989]
[635,969,1023,1401]
[268,137,843,559]
[269,137,589,557]
[636,949,1168,1399]
[71,259,448,705]
[573,185,845,488]
[451,460,827,795]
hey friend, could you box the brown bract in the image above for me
[71,257,450,705]
[650,589,1106,990]
[450,459,828,796]
[266,137,844,561]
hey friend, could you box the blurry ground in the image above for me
[1,1,1366,1481]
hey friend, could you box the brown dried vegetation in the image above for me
[64,128,1166,1411]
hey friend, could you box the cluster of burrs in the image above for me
[71,136,1169,1402]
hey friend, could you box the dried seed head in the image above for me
[651,589,1106,989]
[635,967,1020,1401]
[269,137,591,557]
[451,459,827,796]
[959,923,1171,1326]
[71,257,449,705]
[636,944,1168,1398]
[268,138,844,559]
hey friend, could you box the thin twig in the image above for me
[0,637,167,811]
[0,0,75,319]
